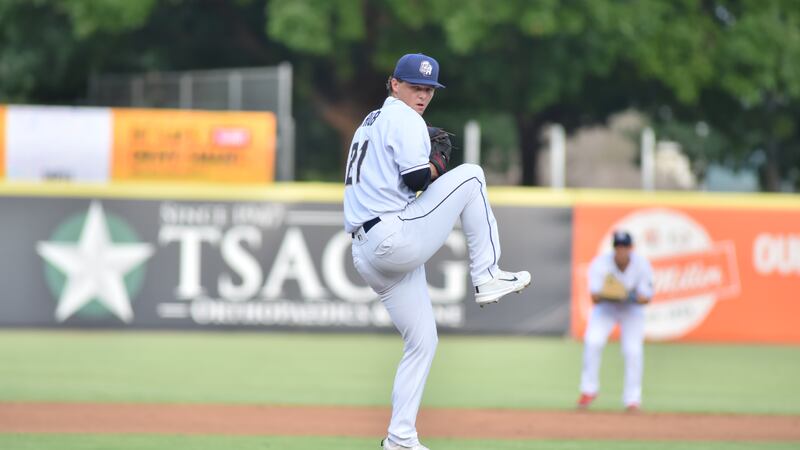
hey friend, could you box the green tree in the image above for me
[0,0,288,103]
[0,0,157,102]
[266,0,799,189]
[2,0,798,189]
[265,0,715,185]
[656,0,800,191]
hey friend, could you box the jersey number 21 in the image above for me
[345,140,369,185]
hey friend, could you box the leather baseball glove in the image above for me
[428,126,454,176]
[598,274,628,302]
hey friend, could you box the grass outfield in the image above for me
[0,330,797,415]
[1,435,798,450]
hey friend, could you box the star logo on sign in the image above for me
[37,202,154,323]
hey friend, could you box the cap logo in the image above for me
[419,60,433,77]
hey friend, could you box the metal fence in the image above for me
[88,64,295,181]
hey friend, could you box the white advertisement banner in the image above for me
[5,105,112,182]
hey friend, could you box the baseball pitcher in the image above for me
[343,53,532,450]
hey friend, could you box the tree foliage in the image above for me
[1,0,798,189]
[651,0,800,190]
[263,0,800,189]
[0,0,157,101]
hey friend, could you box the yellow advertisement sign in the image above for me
[0,106,5,178]
[112,109,276,183]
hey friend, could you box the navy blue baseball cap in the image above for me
[612,230,633,247]
[392,53,445,88]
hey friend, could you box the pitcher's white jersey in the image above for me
[343,97,431,233]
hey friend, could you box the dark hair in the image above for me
[386,76,402,95]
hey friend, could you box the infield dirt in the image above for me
[1,403,799,441]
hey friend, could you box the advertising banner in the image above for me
[571,205,800,343]
[4,105,112,182]
[0,194,571,335]
[111,109,276,183]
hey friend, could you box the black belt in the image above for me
[352,216,381,238]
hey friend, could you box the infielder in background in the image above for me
[577,230,654,412]
[343,53,531,450]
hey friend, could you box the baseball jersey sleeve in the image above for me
[587,255,607,295]
[635,255,655,298]
[388,110,431,176]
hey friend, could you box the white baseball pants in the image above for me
[580,302,646,406]
[351,164,501,447]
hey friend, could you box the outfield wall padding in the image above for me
[1,183,799,342]
[0,193,570,335]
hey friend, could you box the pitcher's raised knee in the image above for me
[451,163,485,182]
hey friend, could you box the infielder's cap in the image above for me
[393,53,446,88]
[612,230,633,247]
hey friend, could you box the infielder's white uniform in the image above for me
[581,251,654,407]
[344,96,503,447]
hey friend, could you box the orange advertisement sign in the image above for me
[649,244,740,302]
[111,108,276,183]
[0,106,5,178]
[572,205,800,343]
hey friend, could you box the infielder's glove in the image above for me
[598,274,628,302]
[428,126,454,176]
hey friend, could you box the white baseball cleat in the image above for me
[381,438,430,450]
[474,270,532,306]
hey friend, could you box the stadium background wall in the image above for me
[0,183,798,343]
